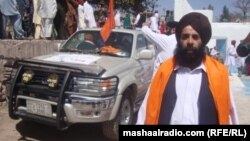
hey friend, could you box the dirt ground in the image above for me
[0,101,112,141]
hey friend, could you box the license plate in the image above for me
[26,100,52,117]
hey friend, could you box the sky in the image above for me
[157,0,240,19]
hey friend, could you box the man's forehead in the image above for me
[181,25,199,34]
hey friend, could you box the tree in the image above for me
[220,5,231,22]
[233,0,250,20]
[143,0,158,12]
[208,4,214,10]
[92,0,155,14]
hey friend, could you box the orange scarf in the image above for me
[146,56,230,124]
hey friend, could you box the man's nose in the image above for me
[187,36,194,45]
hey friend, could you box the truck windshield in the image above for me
[60,30,133,57]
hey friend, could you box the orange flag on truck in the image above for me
[100,0,115,42]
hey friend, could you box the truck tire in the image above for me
[102,89,133,140]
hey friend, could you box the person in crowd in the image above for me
[123,13,131,29]
[149,12,159,33]
[77,0,86,30]
[133,11,146,30]
[0,0,25,39]
[32,0,41,39]
[114,9,121,28]
[166,21,178,35]
[65,0,78,35]
[83,0,97,28]
[141,20,178,72]
[165,10,170,23]
[16,0,26,17]
[37,0,57,39]
[225,40,238,75]
[210,46,218,58]
[23,0,34,38]
[159,21,166,34]
[54,0,69,39]
[154,10,159,25]
[94,1,107,27]
[137,12,238,125]
[236,56,245,77]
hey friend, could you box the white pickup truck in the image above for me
[6,29,155,140]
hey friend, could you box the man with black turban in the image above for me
[137,12,238,125]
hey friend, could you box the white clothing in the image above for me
[37,0,57,38]
[33,0,41,24]
[77,4,86,30]
[236,56,245,68]
[37,0,57,19]
[133,14,140,25]
[149,15,158,32]
[210,48,218,57]
[83,1,97,28]
[40,18,54,38]
[155,12,159,24]
[33,0,41,39]
[170,64,206,124]
[141,25,177,72]
[115,11,121,28]
[225,45,237,66]
[136,63,239,125]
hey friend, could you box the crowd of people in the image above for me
[0,0,177,40]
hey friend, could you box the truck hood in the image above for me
[29,53,129,75]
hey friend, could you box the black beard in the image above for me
[175,44,206,69]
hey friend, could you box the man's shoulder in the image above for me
[206,56,228,72]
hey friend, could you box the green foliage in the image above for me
[208,4,214,10]
[92,0,154,14]
[220,5,231,22]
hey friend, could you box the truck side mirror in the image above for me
[137,49,154,60]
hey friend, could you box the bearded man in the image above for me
[137,12,238,125]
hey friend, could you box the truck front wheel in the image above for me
[102,90,133,140]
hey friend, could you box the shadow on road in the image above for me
[16,120,112,141]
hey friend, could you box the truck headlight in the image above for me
[72,77,118,96]
[47,73,59,88]
[22,70,34,84]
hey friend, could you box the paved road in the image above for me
[0,75,249,141]
[230,75,250,124]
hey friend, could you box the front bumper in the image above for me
[64,95,115,123]
[15,94,116,124]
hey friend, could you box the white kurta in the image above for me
[225,45,237,66]
[149,15,159,32]
[33,0,41,39]
[83,1,97,28]
[141,25,177,72]
[115,11,121,28]
[37,0,57,38]
[77,4,86,30]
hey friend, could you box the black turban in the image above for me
[167,21,178,28]
[175,12,212,46]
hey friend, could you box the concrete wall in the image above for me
[210,23,250,47]
[0,40,64,78]
[0,40,64,100]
